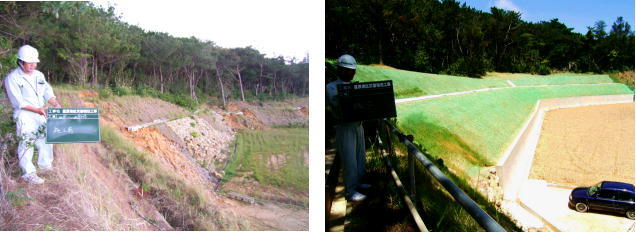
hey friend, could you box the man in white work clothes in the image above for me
[4,45,61,184]
[326,54,371,202]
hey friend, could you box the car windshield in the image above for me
[588,182,602,196]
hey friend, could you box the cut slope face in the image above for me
[1,90,308,230]
[530,103,635,186]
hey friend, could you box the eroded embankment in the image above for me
[0,91,309,230]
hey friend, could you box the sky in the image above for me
[92,0,313,61]
[456,0,634,34]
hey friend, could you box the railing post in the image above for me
[408,135,416,202]
[384,121,395,158]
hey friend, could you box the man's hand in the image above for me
[40,107,48,117]
[22,106,47,116]
[48,97,61,108]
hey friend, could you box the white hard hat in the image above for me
[17,45,40,63]
[337,54,356,69]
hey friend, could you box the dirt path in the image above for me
[529,103,634,187]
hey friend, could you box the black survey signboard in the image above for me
[46,108,100,144]
[337,80,397,122]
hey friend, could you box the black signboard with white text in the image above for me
[337,80,397,122]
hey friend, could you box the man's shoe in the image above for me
[22,173,45,184]
[347,192,366,202]
[39,166,53,173]
[358,183,372,189]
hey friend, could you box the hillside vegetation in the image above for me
[0,2,308,110]
[328,0,634,77]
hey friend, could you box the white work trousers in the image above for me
[15,110,53,176]
[336,122,366,197]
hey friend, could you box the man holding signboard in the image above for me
[4,45,61,184]
[326,54,370,202]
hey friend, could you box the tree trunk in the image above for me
[236,64,245,102]
[187,67,198,102]
[215,68,226,107]
[91,56,98,88]
[271,72,277,96]
[257,62,263,96]
[159,66,164,93]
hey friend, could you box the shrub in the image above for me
[134,84,158,97]
[98,87,113,99]
[445,57,488,78]
[534,64,551,75]
[112,85,133,96]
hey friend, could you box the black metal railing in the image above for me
[380,119,506,232]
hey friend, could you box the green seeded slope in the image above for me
[354,65,509,99]
[483,72,615,85]
[225,128,309,190]
[396,84,633,178]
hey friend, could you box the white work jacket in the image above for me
[3,68,55,118]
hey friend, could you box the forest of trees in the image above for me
[0,2,308,108]
[327,0,634,77]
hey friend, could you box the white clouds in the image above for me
[494,0,522,13]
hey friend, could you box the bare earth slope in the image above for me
[0,91,308,230]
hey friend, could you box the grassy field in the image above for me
[224,128,308,191]
[396,84,634,179]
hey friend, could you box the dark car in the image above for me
[569,181,635,219]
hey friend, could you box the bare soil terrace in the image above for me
[529,103,634,187]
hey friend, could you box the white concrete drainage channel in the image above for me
[494,94,634,231]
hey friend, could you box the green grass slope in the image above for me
[354,65,509,99]
[396,84,633,179]
[224,128,309,191]
[510,75,614,86]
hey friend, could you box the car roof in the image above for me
[602,181,635,192]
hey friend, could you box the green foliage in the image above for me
[98,87,113,99]
[534,64,551,75]
[326,0,634,75]
[0,99,16,137]
[43,225,58,231]
[112,85,134,96]
[224,128,308,191]
[445,57,489,78]
[609,71,635,91]
[168,93,199,111]
[190,131,200,138]
[0,1,307,108]
[6,188,33,206]
[396,84,633,178]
